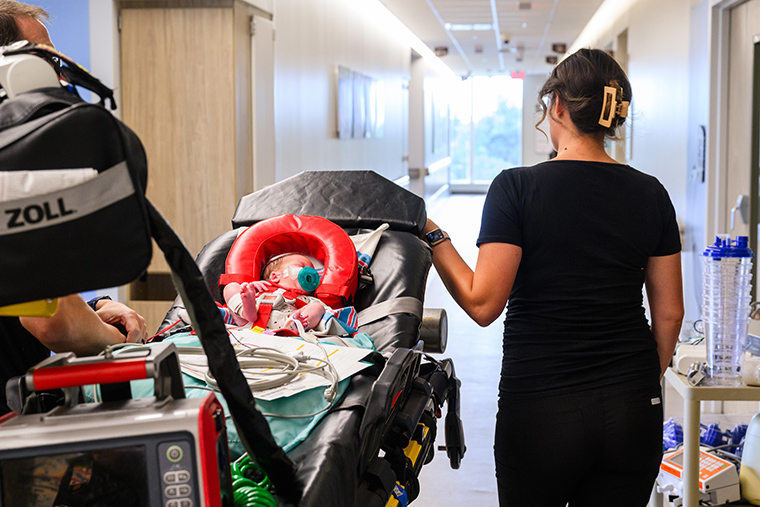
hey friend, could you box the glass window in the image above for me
[451,76,523,185]
[450,78,472,182]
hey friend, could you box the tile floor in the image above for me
[413,192,760,507]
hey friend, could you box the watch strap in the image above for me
[86,294,112,311]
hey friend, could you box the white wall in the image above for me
[272,0,415,183]
[571,0,692,221]
[627,0,691,219]
[683,0,710,323]
[89,0,120,116]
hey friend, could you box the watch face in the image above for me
[426,230,445,244]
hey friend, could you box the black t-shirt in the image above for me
[0,317,51,414]
[478,161,681,396]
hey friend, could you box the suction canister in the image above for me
[702,235,754,386]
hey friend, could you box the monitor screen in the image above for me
[1,445,149,506]
[667,452,684,466]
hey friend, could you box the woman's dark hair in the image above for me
[537,48,632,139]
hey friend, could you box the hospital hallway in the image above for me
[414,192,697,507]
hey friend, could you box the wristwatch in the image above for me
[86,294,112,311]
[424,228,450,247]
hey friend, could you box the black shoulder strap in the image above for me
[2,42,116,110]
[146,200,301,503]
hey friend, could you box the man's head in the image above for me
[0,1,52,47]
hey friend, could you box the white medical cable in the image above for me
[91,336,342,418]
[286,318,341,403]
[178,340,340,404]
[197,346,303,391]
[181,343,340,419]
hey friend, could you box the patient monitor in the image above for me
[0,343,234,507]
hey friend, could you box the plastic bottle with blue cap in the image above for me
[702,235,754,386]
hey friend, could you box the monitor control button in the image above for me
[166,445,183,463]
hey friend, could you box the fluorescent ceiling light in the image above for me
[445,23,494,31]
[363,0,455,77]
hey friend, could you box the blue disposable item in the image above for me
[701,422,727,447]
[281,264,321,292]
[663,417,683,450]
[729,423,749,458]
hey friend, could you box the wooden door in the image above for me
[120,2,252,332]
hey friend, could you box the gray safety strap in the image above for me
[357,296,423,327]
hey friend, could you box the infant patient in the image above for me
[220,253,356,335]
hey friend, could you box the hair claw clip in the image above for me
[598,86,617,128]
[598,85,629,128]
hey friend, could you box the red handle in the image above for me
[32,359,148,391]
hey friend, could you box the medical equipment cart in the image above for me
[661,368,760,506]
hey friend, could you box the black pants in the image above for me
[494,384,663,507]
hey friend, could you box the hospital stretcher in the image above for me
[155,170,466,506]
[0,44,464,506]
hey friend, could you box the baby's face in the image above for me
[269,254,315,290]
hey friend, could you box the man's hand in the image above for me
[94,299,147,344]
[21,295,145,356]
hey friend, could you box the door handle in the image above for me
[730,194,749,230]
